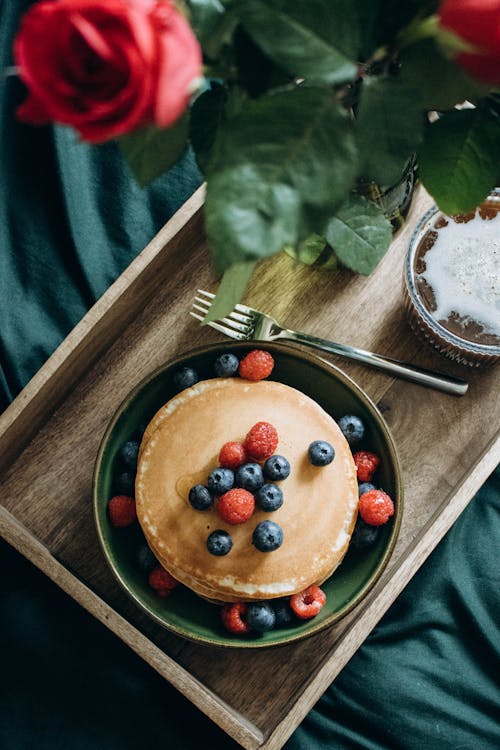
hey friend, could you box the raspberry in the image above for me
[217,488,255,524]
[108,495,136,527]
[221,602,252,634]
[238,349,274,381]
[219,441,247,469]
[358,489,395,526]
[290,585,327,619]
[148,565,178,598]
[352,450,380,482]
[244,421,278,460]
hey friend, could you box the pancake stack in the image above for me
[135,378,358,603]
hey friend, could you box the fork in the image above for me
[191,290,468,396]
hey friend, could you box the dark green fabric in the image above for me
[1,3,499,749]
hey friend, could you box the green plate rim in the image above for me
[93,341,403,649]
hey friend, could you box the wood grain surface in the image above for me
[0,185,498,750]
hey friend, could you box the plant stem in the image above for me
[396,14,438,50]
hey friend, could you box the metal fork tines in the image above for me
[190,290,257,340]
[190,289,468,396]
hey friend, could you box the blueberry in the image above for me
[173,366,198,391]
[246,602,276,633]
[208,467,234,495]
[120,440,140,468]
[189,484,212,510]
[358,482,376,498]
[272,599,294,628]
[256,483,283,512]
[252,520,283,552]
[116,470,135,496]
[338,414,366,446]
[350,518,380,549]
[136,543,157,573]
[214,352,239,377]
[308,440,335,466]
[206,530,233,556]
[235,463,264,492]
[263,455,291,482]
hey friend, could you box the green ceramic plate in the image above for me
[93,341,403,648]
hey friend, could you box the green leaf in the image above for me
[119,117,189,187]
[233,26,278,98]
[204,87,359,271]
[187,0,236,59]
[418,107,500,215]
[354,0,382,60]
[190,85,227,174]
[205,164,301,271]
[356,76,424,186]
[368,0,435,49]
[325,194,392,274]
[284,233,338,269]
[235,0,357,85]
[400,39,489,111]
[203,260,257,322]
[209,86,358,209]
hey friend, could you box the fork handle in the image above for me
[278,329,468,396]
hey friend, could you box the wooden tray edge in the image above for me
[0,185,206,472]
[261,436,500,750]
[0,504,264,750]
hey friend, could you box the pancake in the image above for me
[136,378,358,602]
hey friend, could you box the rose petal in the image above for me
[152,5,202,128]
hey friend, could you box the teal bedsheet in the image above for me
[1,4,499,748]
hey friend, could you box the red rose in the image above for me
[14,0,202,143]
[438,0,500,85]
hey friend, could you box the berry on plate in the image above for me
[290,585,326,619]
[217,488,255,524]
[188,484,212,511]
[308,440,335,466]
[214,352,239,377]
[108,495,137,527]
[272,599,295,628]
[221,602,252,634]
[338,414,366,446]
[238,350,274,381]
[256,483,284,512]
[350,517,381,549]
[246,602,276,633]
[206,529,233,556]
[252,520,283,552]
[219,441,247,469]
[172,366,198,391]
[263,454,291,481]
[353,451,380,482]
[135,543,157,573]
[148,565,178,597]
[119,440,140,469]
[208,467,235,495]
[358,481,376,497]
[358,489,394,526]
[116,470,135,497]
[235,462,264,492]
[244,421,278,460]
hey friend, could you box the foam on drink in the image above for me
[417,210,500,337]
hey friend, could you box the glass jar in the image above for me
[356,154,418,232]
[402,189,500,367]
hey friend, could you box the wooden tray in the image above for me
[1,185,498,750]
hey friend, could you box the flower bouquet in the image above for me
[12,0,500,314]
